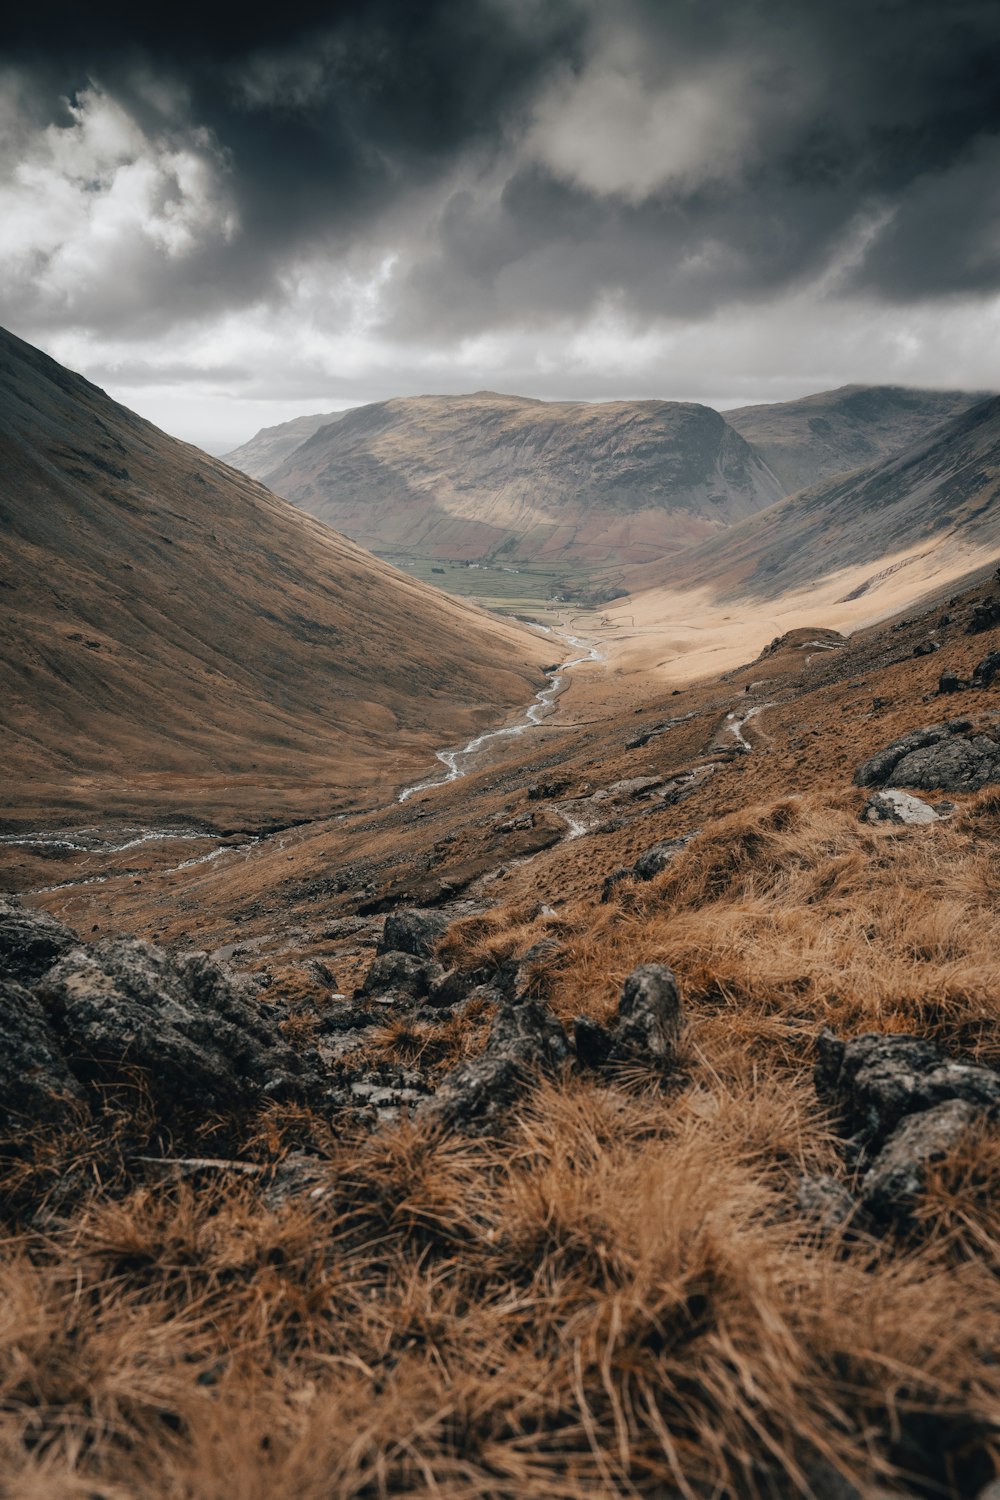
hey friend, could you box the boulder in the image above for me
[966,598,1000,634]
[377,908,449,959]
[859,789,941,826]
[360,950,433,1000]
[0,977,82,1127]
[971,650,1000,690]
[420,997,572,1134]
[938,669,963,694]
[39,939,319,1109]
[573,1015,614,1069]
[855,718,1000,793]
[0,897,77,984]
[615,963,683,1064]
[815,1030,1000,1149]
[527,778,570,800]
[860,1098,982,1221]
[913,638,941,656]
[633,836,696,881]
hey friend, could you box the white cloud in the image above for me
[0,81,237,321]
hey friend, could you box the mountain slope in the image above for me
[0,330,548,825]
[725,384,984,495]
[224,409,347,477]
[230,392,785,568]
[654,394,1000,603]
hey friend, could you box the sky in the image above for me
[2,0,1000,453]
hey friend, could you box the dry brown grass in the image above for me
[3,790,1000,1496]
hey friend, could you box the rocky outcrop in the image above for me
[0,978,83,1126]
[0,897,77,983]
[855,718,1000,793]
[419,997,573,1135]
[971,650,1000,690]
[860,1099,981,1219]
[859,789,942,825]
[376,908,449,959]
[39,939,321,1109]
[615,964,684,1063]
[815,1030,1000,1223]
[601,834,698,900]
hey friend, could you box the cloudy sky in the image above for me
[2,0,999,452]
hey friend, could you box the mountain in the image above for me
[658,394,1000,602]
[725,384,984,495]
[224,409,348,477]
[227,392,786,568]
[0,330,548,825]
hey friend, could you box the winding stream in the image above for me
[398,635,601,803]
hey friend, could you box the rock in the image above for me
[317,1003,379,1034]
[966,598,1000,634]
[420,997,572,1133]
[860,789,941,825]
[527,778,570,800]
[615,964,683,1064]
[913,638,941,656]
[796,1173,857,1232]
[871,696,892,710]
[860,1098,983,1221]
[600,866,634,903]
[815,1030,1000,1150]
[975,1482,1000,1500]
[359,950,442,1000]
[854,718,1000,793]
[377,908,449,959]
[0,896,77,983]
[605,776,663,800]
[515,937,567,998]
[39,939,318,1109]
[971,650,1000,690]
[0,977,82,1127]
[938,669,963,694]
[633,835,697,880]
[938,613,952,628]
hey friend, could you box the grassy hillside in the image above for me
[0,330,548,825]
[240,391,785,569]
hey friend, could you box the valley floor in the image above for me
[3,572,1000,1498]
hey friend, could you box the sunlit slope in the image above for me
[234,391,785,567]
[726,384,984,495]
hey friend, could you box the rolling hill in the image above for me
[725,384,984,495]
[0,329,549,826]
[226,392,786,568]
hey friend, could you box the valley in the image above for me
[3,333,1000,1500]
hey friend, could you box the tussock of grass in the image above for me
[3,791,999,1495]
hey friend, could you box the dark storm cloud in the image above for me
[2,0,1000,342]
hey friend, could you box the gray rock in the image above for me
[377,908,449,959]
[39,939,318,1109]
[633,835,696,881]
[861,1098,981,1220]
[966,598,1000,633]
[615,964,683,1064]
[0,896,77,983]
[938,669,963,694]
[913,638,941,656]
[815,1030,1000,1149]
[0,977,82,1127]
[860,789,941,825]
[971,650,1000,690]
[855,718,1000,793]
[796,1173,857,1232]
[359,950,443,999]
[420,997,572,1134]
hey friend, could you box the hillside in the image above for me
[230,392,785,568]
[726,384,984,494]
[0,330,548,826]
[223,409,347,476]
[633,394,1000,609]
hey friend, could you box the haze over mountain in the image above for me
[226,392,785,568]
[725,385,985,495]
[0,329,547,825]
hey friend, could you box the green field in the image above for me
[376,553,614,625]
